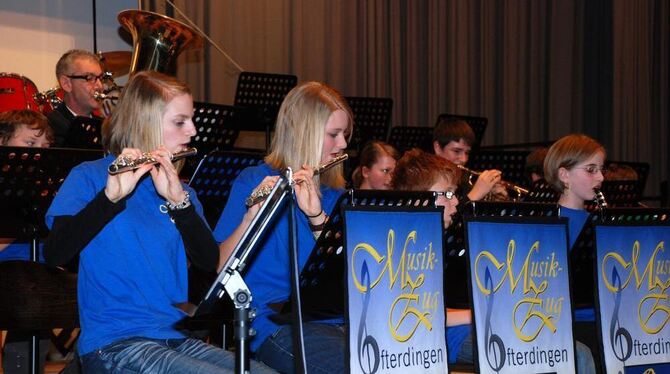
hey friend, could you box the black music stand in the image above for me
[296,189,437,318]
[570,207,670,308]
[0,146,102,374]
[442,201,560,308]
[64,116,103,149]
[468,149,531,188]
[435,113,488,149]
[344,96,393,154]
[187,149,265,228]
[524,178,559,203]
[181,102,241,179]
[233,72,298,150]
[182,168,308,374]
[606,160,650,192]
[387,126,434,154]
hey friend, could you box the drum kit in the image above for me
[0,9,202,118]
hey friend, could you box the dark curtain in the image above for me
[142,0,668,197]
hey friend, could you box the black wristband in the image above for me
[306,209,324,218]
[309,215,328,232]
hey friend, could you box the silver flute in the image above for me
[245,153,349,207]
[108,147,198,175]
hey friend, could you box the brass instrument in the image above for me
[118,9,203,76]
[456,164,529,197]
[245,154,349,207]
[108,147,197,175]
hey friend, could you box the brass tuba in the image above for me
[118,9,203,76]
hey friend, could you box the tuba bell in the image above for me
[118,9,203,76]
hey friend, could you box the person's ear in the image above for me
[361,166,370,179]
[558,167,570,188]
[433,141,443,156]
[59,75,72,93]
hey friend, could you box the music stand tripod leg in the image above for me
[223,270,253,374]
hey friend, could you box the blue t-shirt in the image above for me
[559,205,594,322]
[45,155,205,355]
[559,205,589,249]
[213,163,343,352]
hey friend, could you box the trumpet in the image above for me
[456,164,529,197]
[245,153,349,207]
[108,147,197,175]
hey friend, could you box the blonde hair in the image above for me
[543,134,605,193]
[103,71,191,158]
[265,81,353,189]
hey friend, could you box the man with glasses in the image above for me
[47,49,104,147]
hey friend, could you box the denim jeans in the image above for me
[80,337,276,373]
[255,323,346,374]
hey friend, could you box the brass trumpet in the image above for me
[456,164,529,197]
[245,154,349,207]
[108,147,197,175]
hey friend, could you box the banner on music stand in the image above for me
[466,218,576,374]
[595,225,670,373]
[344,208,448,374]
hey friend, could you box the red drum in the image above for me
[35,87,64,115]
[0,73,41,112]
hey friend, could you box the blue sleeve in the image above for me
[46,162,103,228]
[213,166,266,243]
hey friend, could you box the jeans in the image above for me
[80,337,276,373]
[255,323,345,374]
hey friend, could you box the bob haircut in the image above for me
[103,71,191,158]
[265,81,353,189]
[351,140,399,188]
[0,109,53,145]
[392,148,461,191]
[543,134,606,193]
[433,118,476,148]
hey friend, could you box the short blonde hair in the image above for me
[265,81,353,189]
[102,71,191,157]
[543,134,605,192]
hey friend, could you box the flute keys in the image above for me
[245,184,273,207]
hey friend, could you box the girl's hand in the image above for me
[105,148,153,203]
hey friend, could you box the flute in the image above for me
[245,153,349,207]
[108,147,198,175]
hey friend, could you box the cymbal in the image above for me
[98,51,132,77]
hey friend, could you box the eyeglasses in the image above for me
[434,190,456,200]
[67,73,105,83]
[575,165,608,175]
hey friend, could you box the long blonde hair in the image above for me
[265,81,353,188]
[103,71,191,156]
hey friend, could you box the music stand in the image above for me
[233,71,298,150]
[64,117,103,149]
[181,102,241,179]
[570,206,670,307]
[524,178,559,203]
[182,168,305,374]
[0,146,102,374]
[435,113,488,149]
[606,160,650,192]
[442,201,559,308]
[468,149,531,188]
[344,96,393,154]
[387,126,434,154]
[297,189,437,318]
[187,149,265,228]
